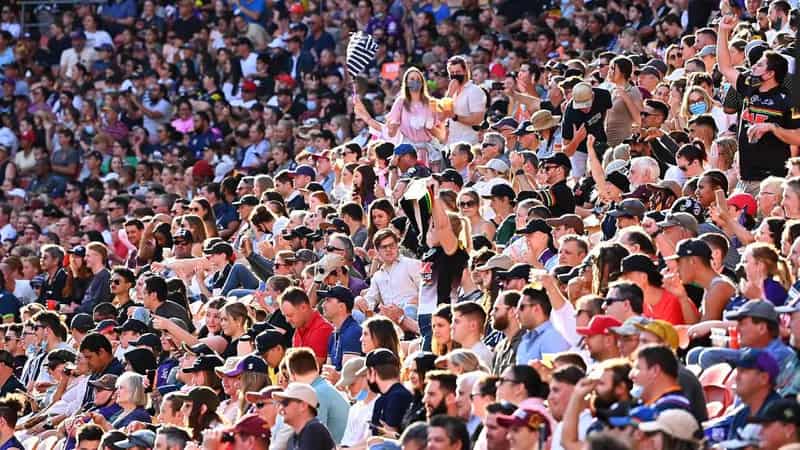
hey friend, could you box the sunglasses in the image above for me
[110,279,122,285]
[326,246,345,252]
[602,297,627,308]
[458,201,477,208]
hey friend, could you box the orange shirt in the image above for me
[644,289,698,325]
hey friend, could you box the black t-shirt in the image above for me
[292,418,335,450]
[40,268,68,305]
[0,375,24,397]
[734,72,798,181]
[155,300,194,332]
[561,88,613,154]
[535,179,576,217]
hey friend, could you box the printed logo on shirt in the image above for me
[420,261,433,285]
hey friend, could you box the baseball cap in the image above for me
[607,405,657,428]
[224,413,272,439]
[609,316,652,336]
[221,355,268,377]
[203,240,234,257]
[717,423,761,449]
[608,198,646,219]
[576,315,622,337]
[639,65,662,79]
[183,354,225,373]
[513,120,535,136]
[728,193,757,216]
[606,170,630,194]
[173,228,193,243]
[289,164,316,179]
[88,374,119,391]
[475,254,514,272]
[481,183,516,201]
[255,329,287,354]
[393,143,416,157]
[545,214,584,235]
[732,348,779,384]
[242,79,257,92]
[45,349,76,368]
[497,263,532,281]
[70,313,94,333]
[114,318,149,334]
[357,349,401,376]
[433,169,464,187]
[670,197,705,222]
[478,158,510,173]
[725,300,779,323]
[336,357,366,389]
[657,212,699,235]
[638,409,700,442]
[245,386,283,404]
[192,160,214,180]
[241,321,272,342]
[313,254,346,283]
[68,246,86,257]
[130,333,160,350]
[646,180,682,199]
[273,382,319,409]
[747,398,800,425]
[516,219,552,235]
[233,195,259,207]
[318,286,355,311]
[496,399,556,432]
[181,342,217,357]
[663,238,710,261]
[634,319,679,350]
[697,45,716,57]
[70,31,86,40]
[571,82,594,109]
[491,117,519,130]
[117,430,155,449]
[92,319,118,334]
[540,152,572,171]
[124,347,158,374]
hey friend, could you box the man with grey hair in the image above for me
[155,425,191,450]
[456,371,489,439]
[327,232,366,280]
[629,156,659,188]
[237,176,255,197]
[481,132,508,164]
[253,174,274,198]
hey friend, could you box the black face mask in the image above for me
[450,74,466,83]
[368,380,382,394]
[773,17,783,30]
[748,72,764,87]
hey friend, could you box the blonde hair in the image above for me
[181,214,206,243]
[748,242,793,290]
[443,349,488,373]
[238,370,269,417]
[117,372,148,407]
[680,86,713,119]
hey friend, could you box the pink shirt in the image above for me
[386,97,435,144]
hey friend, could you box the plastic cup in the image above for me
[47,299,57,310]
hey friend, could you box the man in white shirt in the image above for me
[357,229,421,333]
[59,32,97,79]
[452,301,494,365]
[444,56,487,145]
[548,365,593,450]
[238,37,259,78]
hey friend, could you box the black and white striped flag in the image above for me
[346,31,378,78]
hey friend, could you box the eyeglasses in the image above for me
[190,207,201,212]
[377,242,397,251]
[518,303,535,310]
[110,279,122,285]
[326,246,345,252]
[459,201,477,209]
[481,143,496,148]
[278,399,294,407]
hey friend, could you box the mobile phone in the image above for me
[715,189,727,211]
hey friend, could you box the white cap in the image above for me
[478,158,509,173]
[638,410,700,443]
[7,188,25,199]
[272,382,319,408]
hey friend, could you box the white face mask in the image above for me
[630,384,644,399]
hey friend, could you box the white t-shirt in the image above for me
[340,397,377,447]
[142,97,173,139]
[447,81,486,145]
[551,410,593,450]
[85,30,113,48]
[240,52,258,78]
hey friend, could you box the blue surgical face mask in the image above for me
[631,383,644,399]
[407,79,422,92]
[354,388,368,401]
[264,295,273,305]
[689,101,707,115]
[307,100,318,111]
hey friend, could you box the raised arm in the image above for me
[717,15,741,86]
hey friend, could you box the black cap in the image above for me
[497,263,533,280]
[620,254,658,276]
[124,347,158,374]
[88,374,119,390]
[664,238,712,261]
[92,319,118,334]
[114,319,149,334]
[203,240,234,257]
[491,117,519,130]
[130,333,161,350]
[293,226,315,238]
[68,246,86,257]
[242,321,271,341]
[182,354,225,373]
[399,165,432,181]
[606,170,630,193]
[670,196,705,223]
[173,228,193,243]
[540,153,572,170]
[318,286,355,311]
[255,329,287,354]
[232,195,259,207]
[363,348,401,370]
[70,313,95,333]
[608,198,646,219]
[412,351,438,373]
[181,342,217,356]
[512,120,535,136]
[481,183,516,202]
[748,399,800,425]
[516,219,552,235]
[433,169,464,188]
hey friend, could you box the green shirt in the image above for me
[494,214,516,246]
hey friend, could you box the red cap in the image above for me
[21,130,35,142]
[727,193,757,216]
[192,160,214,180]
[242,79,257,92]
[489,63,507,79]
[289,3,304,14]
[224,413,271,438]
[276,73,296,88]
[576,315,622,337]
[311,150,332,161]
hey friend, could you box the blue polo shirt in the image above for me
[214,202,238,230]
[371,382,414,431]
[327,316,362,371]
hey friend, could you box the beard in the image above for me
[592,389,617,412]
[493,315,509,332]
[367,380,381,394]
[425,399,449,419]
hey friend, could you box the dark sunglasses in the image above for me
[326,246,344,252]
[459,201,477,208]
[602,297,627,308]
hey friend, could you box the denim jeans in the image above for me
[686,346,742,368]
[221,263,262,296]
[419,313,432,352]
